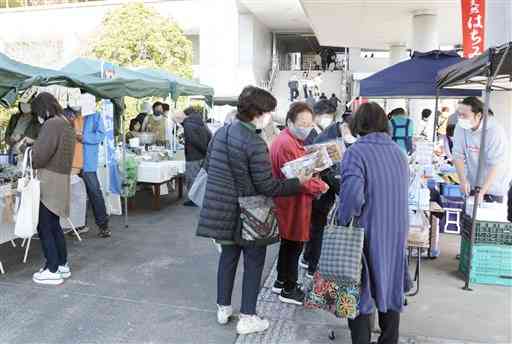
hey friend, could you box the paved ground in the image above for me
[1,189,511,344]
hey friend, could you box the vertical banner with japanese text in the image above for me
[461,0,485,58]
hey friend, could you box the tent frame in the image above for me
[435,43,511,291]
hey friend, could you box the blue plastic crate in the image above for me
[442,184,463,198]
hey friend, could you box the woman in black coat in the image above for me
[196,86,310,335]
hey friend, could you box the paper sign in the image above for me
[80,93,97,116]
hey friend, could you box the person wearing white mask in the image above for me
[5,101,41,164]
[197,86,311,335]
[453,96,509,204]
[270,101,329,306]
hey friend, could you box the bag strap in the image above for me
[224,124,240,198]
[328,198,356,229]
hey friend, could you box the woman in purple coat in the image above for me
[338,102,409,344]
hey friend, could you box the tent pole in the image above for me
[433,90,440,143]
[121,107,128,228]
[463,47,508,291]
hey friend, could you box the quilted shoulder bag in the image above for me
[225,125,279,246]
[318,203,364,282]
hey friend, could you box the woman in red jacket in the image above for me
[270,102,329,305]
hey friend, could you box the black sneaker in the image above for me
[183,200,198,207]
[279,286,305,306]
[272,280,284,294]
[98,228,112,238]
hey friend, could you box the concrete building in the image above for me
[0,0,510,126]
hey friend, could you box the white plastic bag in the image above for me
[15,148,40,239]
[188,168,207,207]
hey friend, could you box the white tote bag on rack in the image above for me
[14,148,40,239]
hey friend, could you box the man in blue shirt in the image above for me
[388,107,414,155]
[82,112,110,238]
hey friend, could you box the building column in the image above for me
[199,0,240,97]
[412,10,439,53]
[485,1,512,168]
[409,10,439,128]
[389,44,408,65]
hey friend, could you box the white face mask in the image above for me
[20,103,31,114]
[458,118,473,130]
[317,116,333,129]
[254,113,271,130]
[38,116,45,124]
[344,134,357,144]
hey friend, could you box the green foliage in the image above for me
[91,2,193,79]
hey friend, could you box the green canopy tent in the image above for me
[0,53,171,107]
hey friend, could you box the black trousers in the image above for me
[348,311,400,344]
[217,244,266,315]
[277,239,303,291]
[37,203,67,273]
[303,222,325,275]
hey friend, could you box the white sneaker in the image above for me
[217,305,233,325]
[236,314,270,335]
[33,269,64,285]
[58,263,71,279]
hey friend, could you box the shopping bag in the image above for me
[14,148,40,239]
[188,168,207,207]
[304,271,360,319]
[318,205,364,281]
[234,195,280,246]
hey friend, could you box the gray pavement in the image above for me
[0,189,511,343]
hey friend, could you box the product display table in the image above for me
[136,160,186,210]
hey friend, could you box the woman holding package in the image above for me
[31,93,76,285]
[196,86,311,335]
[270,102,329,306]
[338,102,409,344]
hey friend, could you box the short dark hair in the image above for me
[183,105,203,117]
[461,96,484,115]
[388,107,405,117]
[237,86,277,122]
[350,102,389,137]
[31,92,63,121]
[162,103,170,112]
[313,99,336,115]
[153,101,164,111]
[421,108,432,119]
[286,101,314,124]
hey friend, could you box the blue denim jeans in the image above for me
[81,172,108,229]
[38,203,67,273]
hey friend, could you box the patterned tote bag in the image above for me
[305,203,364,319]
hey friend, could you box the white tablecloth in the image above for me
[137,160,186,184]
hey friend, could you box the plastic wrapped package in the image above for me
[281,147,333,179]
[60,175,86,229]
[122,156,139,198]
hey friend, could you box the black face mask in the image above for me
[154,111,162,117]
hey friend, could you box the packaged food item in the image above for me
[305,140,344,162]
[282,147,333,178]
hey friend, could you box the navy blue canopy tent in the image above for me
[359,50,481,98]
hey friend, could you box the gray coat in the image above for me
[196,120,301,241]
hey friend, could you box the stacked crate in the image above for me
[460,215,512,286]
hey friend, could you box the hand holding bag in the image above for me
[225,125,279,246]
[14,148,40,239]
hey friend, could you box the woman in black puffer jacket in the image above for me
[196,86,310,335]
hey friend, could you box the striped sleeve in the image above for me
[338,149,365,225]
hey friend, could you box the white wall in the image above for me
[348,47,390,75]
[251,16,272,87]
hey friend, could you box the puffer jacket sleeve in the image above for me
[247,138,301,197]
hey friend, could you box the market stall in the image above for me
[436,42,512,289]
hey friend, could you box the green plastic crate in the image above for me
[462,216,512,246]
[459,239,512,287]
